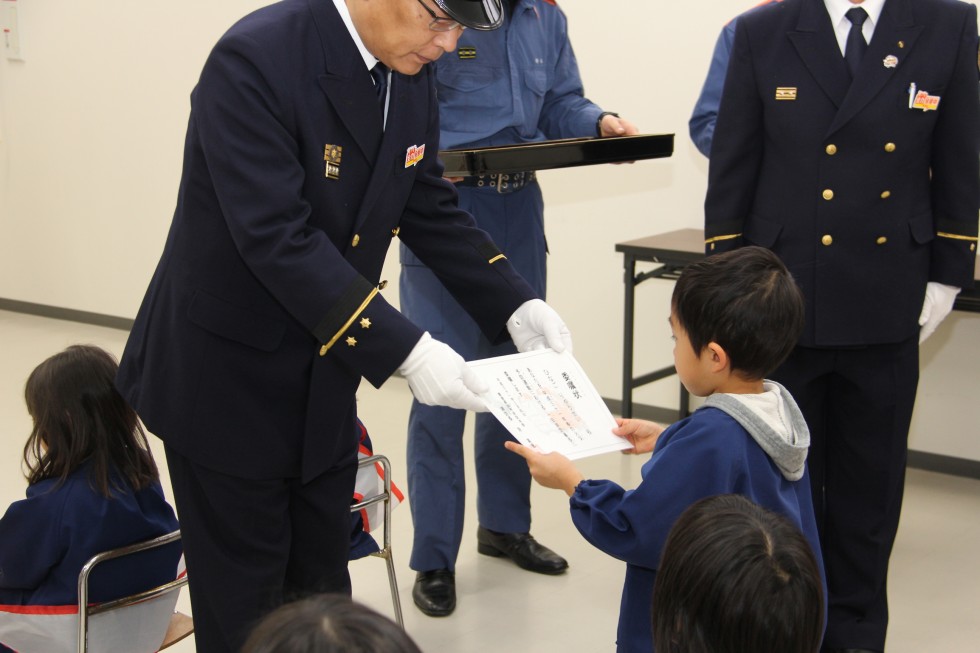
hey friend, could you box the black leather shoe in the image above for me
[477,526,569,575]
[412,569,456,617]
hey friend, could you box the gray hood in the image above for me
[702,380,810,481]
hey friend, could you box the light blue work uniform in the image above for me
[689,19,737,157]
[399,0,603,573]
[689,1,782,157]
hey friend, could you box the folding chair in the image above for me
[77,530,192,653]
[351,454,403,627]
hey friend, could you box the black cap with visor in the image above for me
[435,0,504,30]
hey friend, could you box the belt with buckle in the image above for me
[456,171,536,194]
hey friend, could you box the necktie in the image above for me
[370,63,388,115]
[844,7,869,79]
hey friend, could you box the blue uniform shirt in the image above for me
[689,1,782,157]
[433,0,603,150]
[689,20,736,157]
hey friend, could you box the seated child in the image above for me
[242,594,422,653]
[653,494,825,653]
[506,246,825,652]
[0,345,181,652]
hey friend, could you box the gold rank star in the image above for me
[360,317,372,329]
[346,336,357,347]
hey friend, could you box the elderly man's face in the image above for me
[349,0,463,75]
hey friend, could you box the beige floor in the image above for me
[2,309,979,652]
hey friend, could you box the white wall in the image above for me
[1,0,977,460]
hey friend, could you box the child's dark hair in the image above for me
[672,246,804,379]
[242,594,423,653]
[652,494,824,653]
[23,344,159,497]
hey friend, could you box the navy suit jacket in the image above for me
[705,0,979,347]
[117,0,535,481]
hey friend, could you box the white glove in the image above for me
[507,299,573,353]
[398,332,489,412]
[918,282,960,344]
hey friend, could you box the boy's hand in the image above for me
[504,441,584,496]
[613,418,667,454]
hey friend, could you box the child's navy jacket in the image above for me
[0,459,181,607]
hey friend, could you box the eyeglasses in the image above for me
[413,0,465,32]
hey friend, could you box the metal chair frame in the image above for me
[352,454,403,627]
[75,456,401,650]
[76,530,187,653]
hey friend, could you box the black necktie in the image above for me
[844,7,869,79]
[370,63,388,114]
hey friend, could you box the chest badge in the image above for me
[324,144,343,180]
[458,46,476,60]
[775,87,797,101]
[883,55,898,69]
[405,144,425,168]
[908,83,940,111]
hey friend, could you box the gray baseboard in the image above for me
[602,398,680,426]
[0,298,133,331]
[4,299,978,481]
[906,450,980,480]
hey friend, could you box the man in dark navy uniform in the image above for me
[116,1,573,651]
[705,0,979,650]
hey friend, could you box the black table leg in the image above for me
[622,253,636,418]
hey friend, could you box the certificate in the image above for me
[468,349,629,460]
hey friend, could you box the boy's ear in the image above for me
[705,341,730,373]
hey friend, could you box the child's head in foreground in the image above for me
[242,594,422,653]
[670,246,804,393]
[652,493,824,653]
[23,344,158,496]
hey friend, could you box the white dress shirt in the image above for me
[824,0,886,56]
[331,0,390,126]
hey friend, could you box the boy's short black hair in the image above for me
[672,246,804,379]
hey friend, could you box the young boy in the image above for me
[506,246,825,653]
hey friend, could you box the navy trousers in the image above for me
[773,336,919,651]
[164,444,357,653]
[399,181,546,572]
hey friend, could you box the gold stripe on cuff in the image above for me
[704,233,742,245]
[319,287,379,356]
[937,232,979,242]
[488,254,507,264]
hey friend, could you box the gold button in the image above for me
[971,243,977,252]
[876,236,888,245]
[378,280,388,290]
[822,189,834,200]
[709,242,716,251]
[821,234,833,246]
[352,234,360,247]
[391,227,400,237]
[884,142,896,152]
[825,144,837,155]
[880,190,891,199]
[319,344,328,356]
